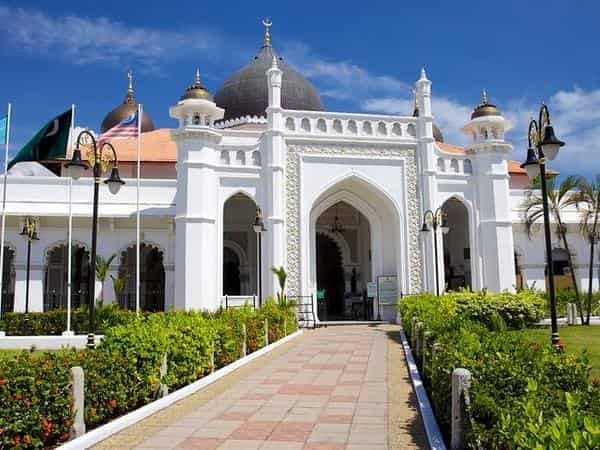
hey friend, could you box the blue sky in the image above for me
[0,0,599,177]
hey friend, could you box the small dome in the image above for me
[180,69,214,101]
[214,21,323,121]
[412,97,444,142]
[471,89,501,119]
[101,71,155,133]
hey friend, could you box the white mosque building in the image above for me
[0,23,593,322]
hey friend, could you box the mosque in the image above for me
[0,22,591,322]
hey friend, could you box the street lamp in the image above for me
[19,216,39,334]
[421,207,449,296]
[520,104,565,347]
[253,207,267,307]
[65,131,125,348]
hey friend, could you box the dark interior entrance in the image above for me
[223,247,241,295]
[316,233,345,320]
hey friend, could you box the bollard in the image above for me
[567,303,573,325]
[70,366,86,439]
[159,353,169,398]
[572,303,578,324]
[264,318,269,346]
[242,324,247,357]
[451,368,472,450]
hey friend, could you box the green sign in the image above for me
[317,290,326,300]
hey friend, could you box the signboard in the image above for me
[377,276,398,305]
[366,282,377,298]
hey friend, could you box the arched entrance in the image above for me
[1,246,15,313]
[315,201,372,320]
[118,243,165,311]
[44,243,90,311]
[222,193,256,296]
[442,198,472,291]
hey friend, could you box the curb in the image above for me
[398,325,446,450]
[58,329,303,450]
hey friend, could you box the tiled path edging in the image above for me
[91,325,428,449]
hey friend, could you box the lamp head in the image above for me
[540,125,564,161]
[104,166,125,195]
[65,148,89,180]
[521,146,541,182]
[253,208,266,233]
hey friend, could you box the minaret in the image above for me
[462,90,516,291]
[169,71,224,310]
[264,33,286,298]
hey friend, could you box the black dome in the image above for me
[215,45,324,121]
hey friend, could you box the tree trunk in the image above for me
[587,237,595,326]
[557,216,583,324]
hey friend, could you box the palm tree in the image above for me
[95,253,117,303]
[522,175,583,322]
[575,175,600,325]
[271,266,287,305]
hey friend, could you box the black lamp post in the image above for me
[520,104,565,347]
[253,207,267,307]
[19,216,39,334]
[421,208,449,296]
[65,131,125,348]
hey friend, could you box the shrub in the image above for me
[399,292,599,448]
[0,302,298,449]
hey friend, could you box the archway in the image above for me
[44,243,90,311]
[315,201,372,320]
[118,243,165,311]
[1,246,15,313]
[222,193,256,296]
[549,248,574,290]
[442,198,472,291]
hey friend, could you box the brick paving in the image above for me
[94,325,428,450]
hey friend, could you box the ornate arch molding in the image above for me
[44,240,90,262]
[315,230,352,268]
[223,239,249,266]
[286,143,421,295]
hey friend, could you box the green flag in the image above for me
[8,109,72,169]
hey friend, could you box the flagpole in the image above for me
[136,104,141,315]
[0,103,11,333]
[64,104,75,336]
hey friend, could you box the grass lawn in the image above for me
[521,326,600,379]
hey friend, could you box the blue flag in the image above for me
[0,116,6,145]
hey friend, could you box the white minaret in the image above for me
[264,55,286,297]
[462,90,516,291]
[169,71,225,310]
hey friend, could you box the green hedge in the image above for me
[399,291,600,449]
[0,299,297,449]
[0,303,137,336]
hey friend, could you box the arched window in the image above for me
[450,159,459,173]
[118,243,165,311]
[317,118,327,133]
[251,151,261,166]
[1,246,15,313]
[285,117,295,131]
[333,119,343,134]
[347,120,357,134]
[44,244,90,311]
[437,158,445,172]
[377,122,387,136]
[407,123,416,137]
[362,121,373,135]
[301,118,311,132]
[391,123,402,136]
[235,150,246,165]
[463,159,473,174]
[220,151,230,165]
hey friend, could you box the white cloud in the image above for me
[0,6,231,73]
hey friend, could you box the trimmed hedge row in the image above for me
[0,303,137,336]
[400,291,600,449]
[0,300,298,449]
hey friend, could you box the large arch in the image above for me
[441,197,474,291]
[118,242,165,311]
[307,174,403,321]
[44,242,91,311]
[1,245,15,313]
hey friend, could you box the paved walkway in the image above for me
[94,325,428,450]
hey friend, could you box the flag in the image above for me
[8,109,72,169]
[98,111,138,145]
[0,116,7,146]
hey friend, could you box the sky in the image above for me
[0,0,599,178]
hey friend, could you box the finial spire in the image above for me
[262,18,272,47]
[271,55,278,69]
[482,88,488,104]
[419,67,428,81]
[194,68,201,86]
[125,69,135,103]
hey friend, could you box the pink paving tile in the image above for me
[304,364,346,370]
[330,395,358,402]
[241,393,272,401]
[218,412,252,421]
[318,415,353,424]
[262,379,285,385]
[302,444,345,450]
[178,437,224,449]
[279,384,334,395]
[269,422,315,442]
[229,420,279,440]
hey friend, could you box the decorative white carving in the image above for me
[285,144,422,296]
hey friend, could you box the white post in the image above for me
[451,368,471,450]
[70,366,86,438]
[0,102,11,334]
[63,104,75,336]
[159,353,169,398]
[567,303,573,325]
[136,104,142,315]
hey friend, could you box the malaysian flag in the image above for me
[98,111,138,146]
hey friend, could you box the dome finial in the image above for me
[262,18,272,47]
[419,67,428,81]
[125,69,135,103]
[195,68,201,86]
[482,88,488,104]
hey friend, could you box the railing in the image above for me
[289,295,316,329]
[221,295,257,310]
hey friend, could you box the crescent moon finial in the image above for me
[262,18,272,47]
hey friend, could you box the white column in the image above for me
[264,57,286,298]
